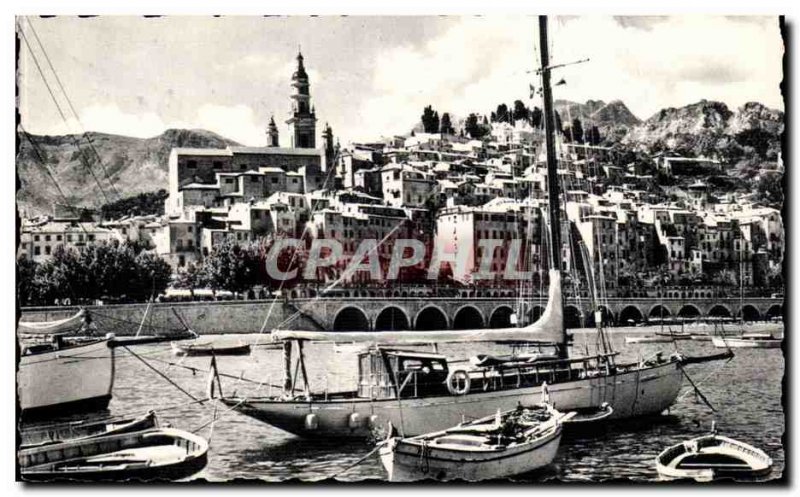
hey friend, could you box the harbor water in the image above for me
[29,325,785,482]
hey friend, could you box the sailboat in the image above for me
[712,238,782,349]
[220,16,727,439]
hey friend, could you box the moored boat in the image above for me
[19,427,209,482]
[625,336,676,344]
[20,411,157,448]
[562,402,613,426]
[378,402,573,482]
[711,335,782,349]
[656,433,773,482]
[171,341,251,356]
[18,336,115,418]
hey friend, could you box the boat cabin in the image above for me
[357,348,450,399]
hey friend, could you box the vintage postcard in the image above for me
[15,15,785,483]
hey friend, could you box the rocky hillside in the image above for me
[554,99,641,132]
[622,100,784,161]
[16,129,239,216]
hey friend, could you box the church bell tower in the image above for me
[286,51,317,148]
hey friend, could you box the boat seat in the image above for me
[431,435,490,447]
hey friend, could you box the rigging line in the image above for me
[255,148,342,339]
[25,17,122,201]
[272,167,445,331]
[121,345,201,402]
[17,22,113,205]
[18,126,97,303]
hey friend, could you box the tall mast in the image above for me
[538,16,568,356]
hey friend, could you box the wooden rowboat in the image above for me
[625,336,675,344]
[562,402,613,426]
[711,336,782,349]
[19,427,209,482]
[378,403,573,482]
[171,341,251,357]
[656,433,773,482]
[20,412,157,448]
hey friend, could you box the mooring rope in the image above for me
[326,441,388,480]
[122,345,201,402]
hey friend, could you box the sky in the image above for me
[17,15,784,146]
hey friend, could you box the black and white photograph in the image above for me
[12,11,788,485]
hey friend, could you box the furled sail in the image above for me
[272,269,564,345]
[17,309,88,336]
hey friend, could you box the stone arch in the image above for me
[678,304,701,321]
[648,305,671,320]
[415,305,449,330]
[766,304,783,321]
[564,305,583,329]
[489,305,514,328]
[375,306,411,331]
[586,306,615,327]
[333,306,370,331]
[737,305,761,322]
[453,305,485,330]
[708,305,732,318]
[529,305,546,323]
[618,305,644,325]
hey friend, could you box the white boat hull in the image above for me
[711,337,782,349]
[378,425,562,482]
[225,361,683,438]
[18,339,115,417]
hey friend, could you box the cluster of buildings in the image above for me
[18,52,785,295]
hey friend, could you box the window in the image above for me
[225,178,234,184]
[78,235,84,242]
[45,246,51,255]
[34,246,40,255]
[188,239,194,248]
[176,239,183,248]
[271,177,279,184]
[56,235,62,241]
[213,161,223,169]
[121,228,127,235]
[178,255,186,267]
[34,235,40,242]
[187,160,197,169]
[88,234,95,241]
[188,226,193,233]
[292,178,298,184]
[251,176,259,183]
[45,235,51,242]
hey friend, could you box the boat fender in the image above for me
[446,369,471,395]
[304,413,319,430]
[348,412,362,429]
[368,414,379,427]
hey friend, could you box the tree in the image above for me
[16,255,37,307]
[174,262,204,298]
[530,107,543,128]
[495,104,510,123]
[131,251,172,300]
[571,118,585,144]
[586,125,602,145]
[464,113,488,139]
[202,240,259,296]
[512,100,529,122]
[439,112,455,135]
[421,105,440,133]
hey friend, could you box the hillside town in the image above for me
[18,52,785,301]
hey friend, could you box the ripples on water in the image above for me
[26,326,785,482]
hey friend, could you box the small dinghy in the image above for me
[625,336,675,344]
[654,331,692,340]
[378,393,574,482]
[656,431,773,482]
[20,411,158,448]
[711,335,782,349]
[562,402,613,426]
[19,427,209,482]
[171,341,251,356]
